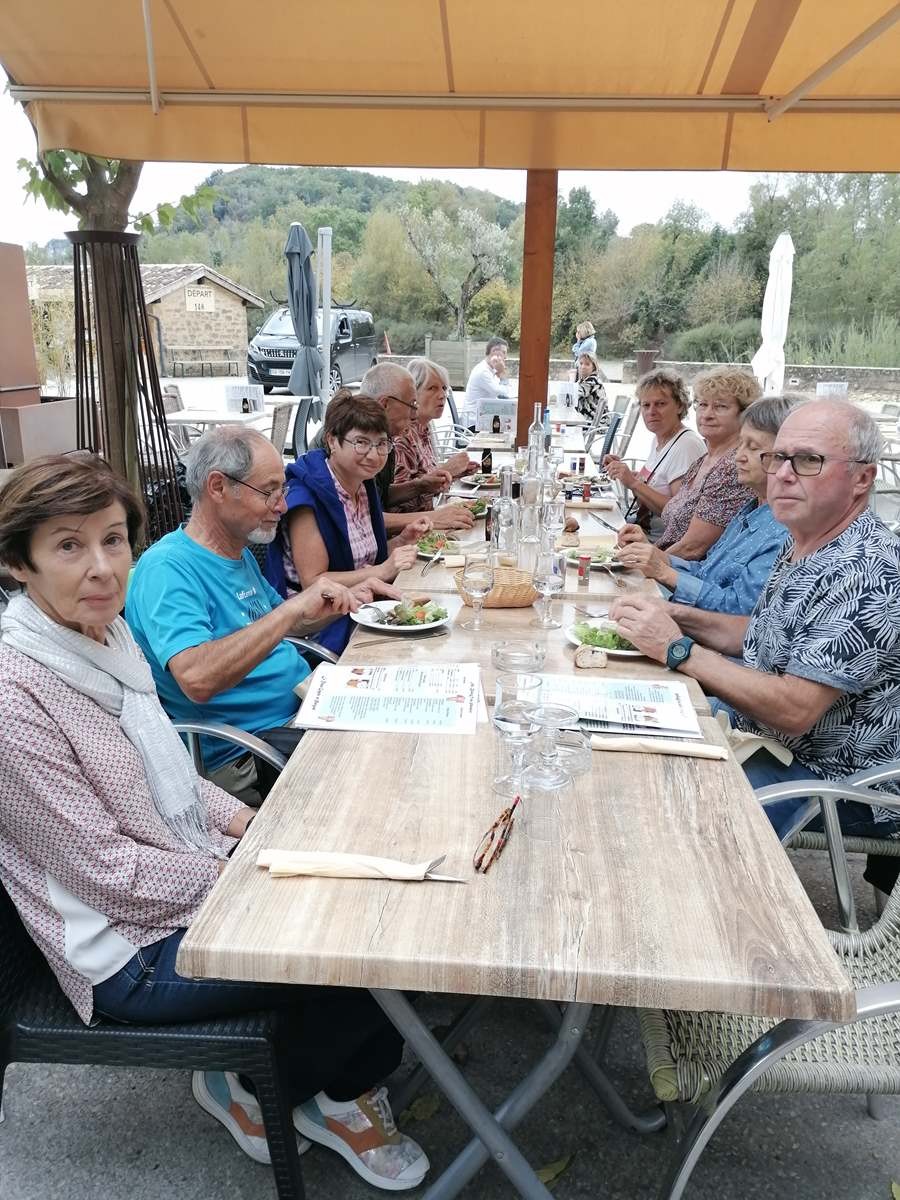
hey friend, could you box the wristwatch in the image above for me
[665,636,695,671]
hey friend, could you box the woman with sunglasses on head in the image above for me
[266,391,430,653]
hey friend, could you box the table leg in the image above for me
[535,1000,665,1134]
[389,996,493,1116]
[372,989,591,1200]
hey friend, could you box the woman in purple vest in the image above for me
[267,391,430,653]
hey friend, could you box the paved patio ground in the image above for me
[2,851,898,1200]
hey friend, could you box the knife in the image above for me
[587,510,621,534]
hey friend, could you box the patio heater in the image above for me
[68,230,184,543]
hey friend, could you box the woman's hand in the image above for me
[444,450,476,478]
[616,523,647,547]
[615,541,672,582]
[384,544,418,576]
[417,468,454,496]
[225,806,257,839]
[432,504,475,530]
[396,516,433,546]
[608,595,682,665]
[604,458,637,488]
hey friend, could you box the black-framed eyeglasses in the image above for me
[344,435,394,456]
[759,452,871,477]
[220,472,290,507]
[384,394,419,413]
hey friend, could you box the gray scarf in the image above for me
[1,594,224,859]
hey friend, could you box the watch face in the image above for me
[671,643,688,660]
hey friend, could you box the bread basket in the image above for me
[454,567,539,609]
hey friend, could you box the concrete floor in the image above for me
[2,852,898,1200]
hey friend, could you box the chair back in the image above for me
[612,394,631,415]
[0,877,45,1019]
[161,384,184,414]
[444,391,471,448]
[269,403,293,454]
[594,411,622,462]
[290,396,318,458]
[612,400,641,458]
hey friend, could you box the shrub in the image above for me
[666,317,760,363]
[375,319,453,357]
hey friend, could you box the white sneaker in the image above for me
[293,1086,429,1191]
[192,1071,311,1165]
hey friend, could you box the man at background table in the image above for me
[463,337,509,428]
[127,426,398,805]
[608,399,900,845]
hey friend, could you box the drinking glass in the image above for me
[460,553,494,631]
[521,702,580,792]
[532,548,565,629]
[540,498,566,545]
[492,672,542,797]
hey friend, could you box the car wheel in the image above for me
[263,384,273,394]
[329,365,342,397]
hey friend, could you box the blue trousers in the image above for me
[93,928,403,1104]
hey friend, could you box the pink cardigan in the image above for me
[0,645,242,1023]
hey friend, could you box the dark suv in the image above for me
[247,306,378,395]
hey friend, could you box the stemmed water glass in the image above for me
[521,702,580,792]
[460,553,494,631]
[492,672,542,797]
[532,548,565,629]
[540,498,566,547]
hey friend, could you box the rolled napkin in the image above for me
[442,553,465,568]
[590,735,728,760]
[257,849,465,881]
[563,498,617,510]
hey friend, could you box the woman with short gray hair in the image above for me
[393,357,476,511]
[615,394,803,614]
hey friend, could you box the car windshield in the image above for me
[258,309,340,339]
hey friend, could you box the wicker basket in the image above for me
[454,567,539,608]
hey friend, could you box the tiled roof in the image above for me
[27,263,264,307]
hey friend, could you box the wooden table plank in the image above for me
[342,596,711,714]
[179,714,853,1022]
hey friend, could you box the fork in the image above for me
[572,605,609,619]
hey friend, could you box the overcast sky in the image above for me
[1,68,766,247]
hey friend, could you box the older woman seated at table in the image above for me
[650,366,761,558]
[391,357,476,513]
[615,394,799,613]
[267,391,430,653]
[0,455,428,1190]
[575,351,609,427]
[604,368,706,538]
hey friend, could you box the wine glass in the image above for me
[540,498,566,546]
[460,553,494,631]
[521,702,580,792]
[532,548,565,629]
[492,673,542,797]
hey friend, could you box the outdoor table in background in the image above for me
[164,408,265,431]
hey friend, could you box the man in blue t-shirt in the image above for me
[127,425,396,804]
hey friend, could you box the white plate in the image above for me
[563,551,627,571]
[461,475,500,488]
[350,600,452,633]
[416,541,460,561]
[564,622,643,657]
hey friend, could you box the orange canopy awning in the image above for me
[3,0,900,171]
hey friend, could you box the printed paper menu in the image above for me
[293,663,481,735]
[538,675,702,739]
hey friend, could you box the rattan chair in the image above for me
[639,775,900,1200]
[0,854,306,1198]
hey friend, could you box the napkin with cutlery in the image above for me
[257,849,466,882]
[590,735,728,760]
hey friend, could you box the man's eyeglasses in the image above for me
[383,394,419,413]
[345,436,394,456]
[473,795,522,874]
[759,452,871,477]
[220,472,290,506]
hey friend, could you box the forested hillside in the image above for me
[27,166,900,364]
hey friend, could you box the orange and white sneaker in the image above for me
[192,1071,310,1165]
[293,1086,429,1191]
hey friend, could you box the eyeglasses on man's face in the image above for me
[344,435,394,456]
[759,451,870,477]
[384,394,419,413]
[220,472,290,507]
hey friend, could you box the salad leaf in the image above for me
[385,601,449,626]
[565,548,614,565]
[573,622,635,650]
[417,532,457,555]
[467,498,488,517]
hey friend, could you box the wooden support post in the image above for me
[516,170,558,449]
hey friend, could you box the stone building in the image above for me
[27,263,264,378]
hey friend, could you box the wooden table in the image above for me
[180,710,852,1198]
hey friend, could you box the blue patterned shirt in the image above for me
[735,509,900,814]
[667,501,788,615]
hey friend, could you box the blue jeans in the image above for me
[742,748,899,843]
[93,928,403,1104]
